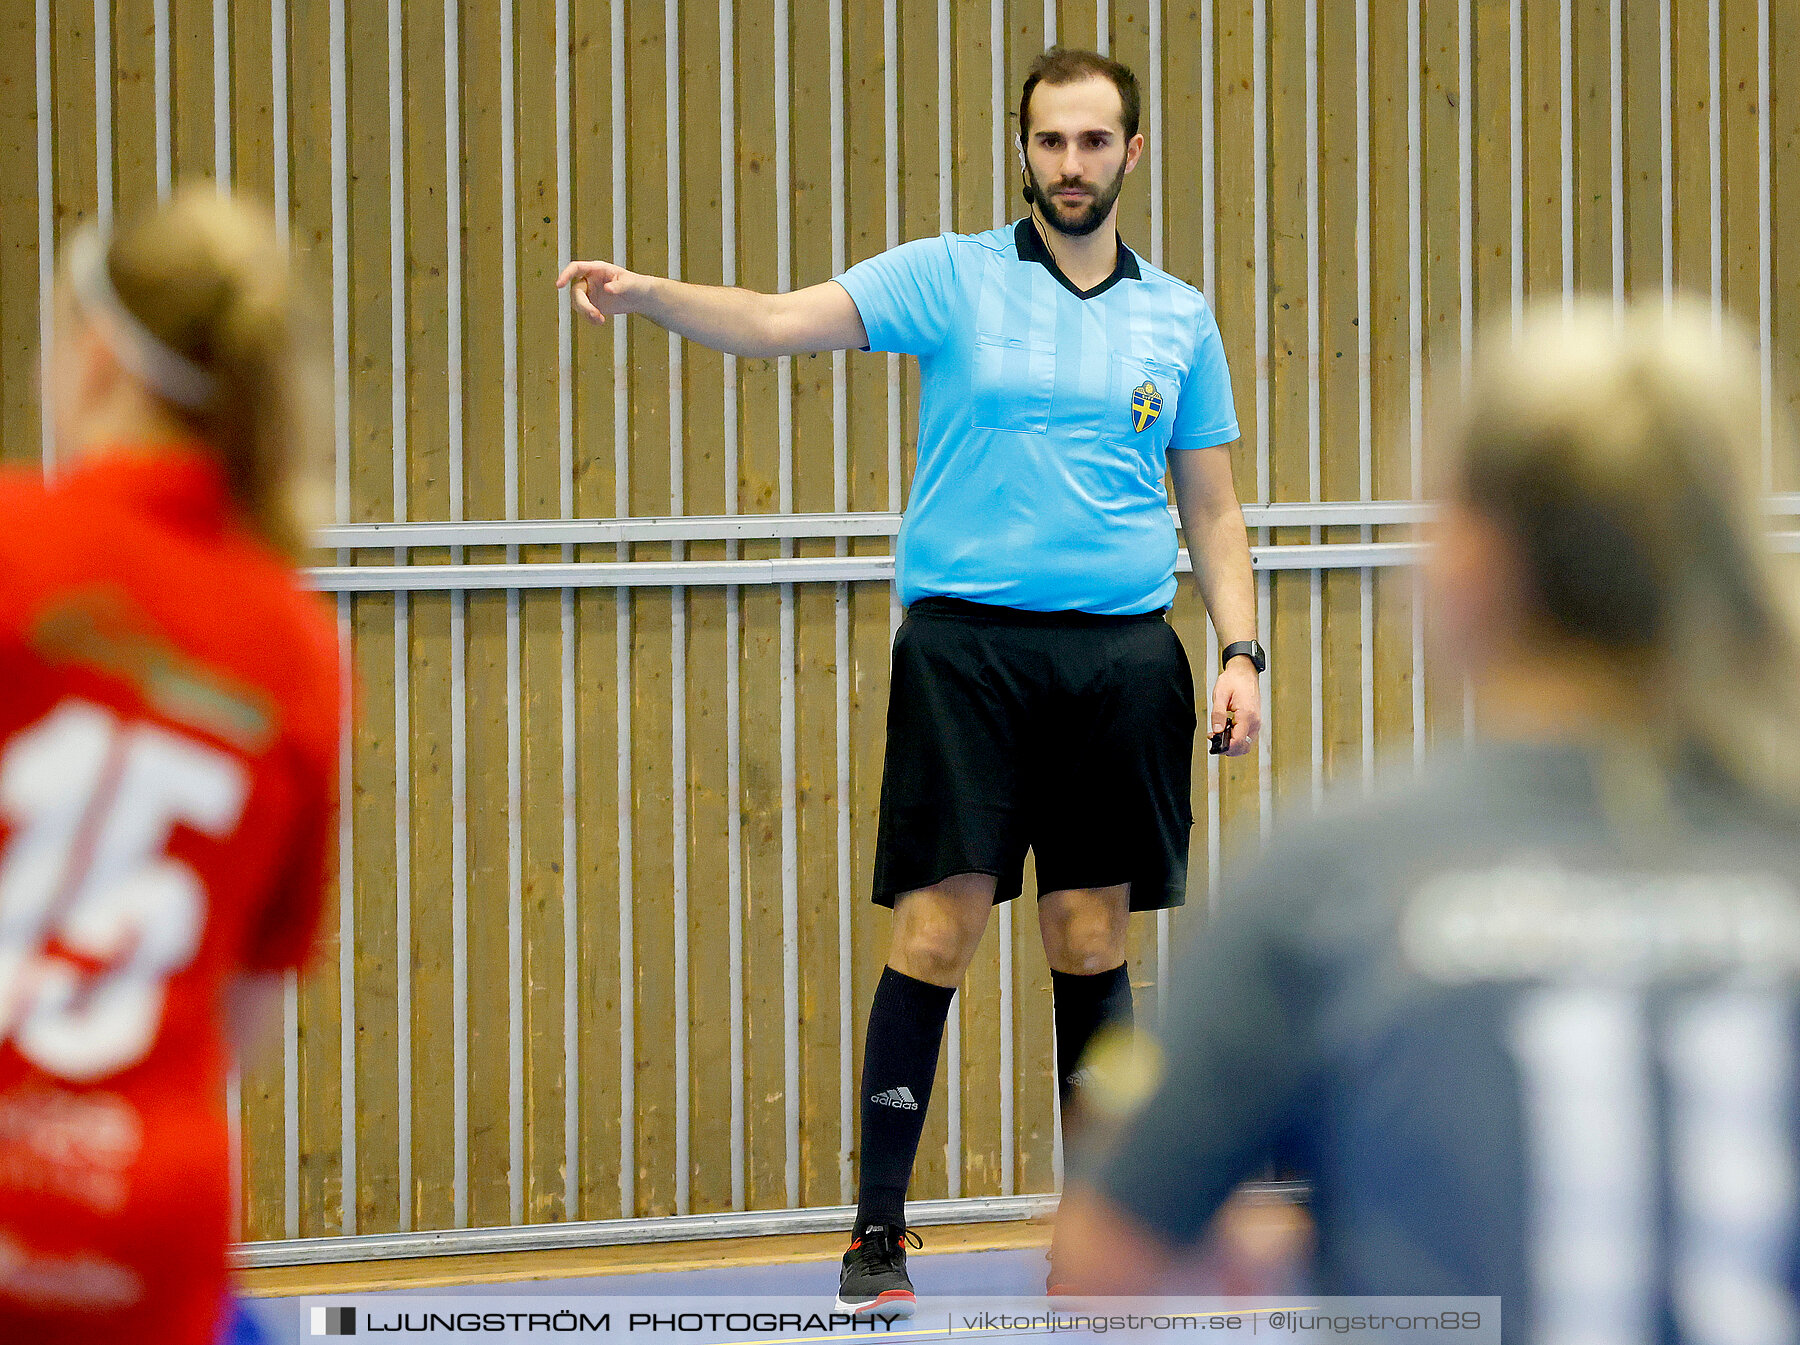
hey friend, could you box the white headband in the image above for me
[65,224,220,410]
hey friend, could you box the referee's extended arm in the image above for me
[557,259,868,358]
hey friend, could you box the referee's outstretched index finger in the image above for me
[557,259,599,289]
[558,260,610,323]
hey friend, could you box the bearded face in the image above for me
[1019,75,1140,240]
[1025,157,1130,238]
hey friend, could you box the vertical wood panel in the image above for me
[404,576,460,1233]
[1522,0,1562,300]
[894,0,951,1204]
[1573,0,1614,293]
[1369,0,1418,778]
[1159,0,1217,967]
[1108,0,1150,258]
[519,585,569,1220]
[732,0,787,1205]
[1319,0,1365,797]
[1773,3,1800,493]
[679,0,736,1217]
[1622,0,1666,300]
[568,0,625,1220]
[628,582,677,1217]
[787,0,846,1211]
[280,0,347,1239]
[233,0,290,1228]
[1059,0,1098,52]
[685,576,737,1212]
[461,581,514,1226]
[1420,0,1462,367]
[51,0,98,241]
[110,2,157,214]
[573,584,625,1221]
[792,579,840,1207]
[1719,0,1758,327]
[349,592,400,1232]
[515,0,574,1225]
[171,0,217,181]
[1208,0,1267,888]
[228,0,275,204]
[0,1,40,466]
[396,0,460,1236]
[345,0,401,1237]
[455,0,515,1225]
[843,0,897,1205]
[1670,0,1712,296]
[620,0,679,1219]
[1265,0,1311,822]
[738,574,787,1211]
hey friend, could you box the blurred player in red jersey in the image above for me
[0,188,337,1344]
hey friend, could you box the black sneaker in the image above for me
[834,1224,923,1318]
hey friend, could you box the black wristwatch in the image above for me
[1220,639,1266,673]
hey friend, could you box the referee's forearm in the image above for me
[1183,504,1258,648]
[634,275,782,357]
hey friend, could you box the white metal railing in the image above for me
[306,545,1424,593]
[311,500,1443,552]
[303,499,1800,594]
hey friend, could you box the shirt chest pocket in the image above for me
[1108,353,1179,446]
[970,330,1057,434]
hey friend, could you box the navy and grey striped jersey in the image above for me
[1094,741,1800,1343]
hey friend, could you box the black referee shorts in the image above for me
[871,597,1198,911]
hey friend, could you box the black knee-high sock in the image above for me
[1051,964,1134,1110]
[855,966,957,1233]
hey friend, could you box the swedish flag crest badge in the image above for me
[1131,379,1163,433]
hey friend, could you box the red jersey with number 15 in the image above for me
[0,447,339,1345]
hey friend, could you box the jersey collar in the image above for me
[59,444,233,538]
[1014,217,1141,300]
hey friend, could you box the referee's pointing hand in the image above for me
[557,259,638,325]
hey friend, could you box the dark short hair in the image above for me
[1017,48,1141,142]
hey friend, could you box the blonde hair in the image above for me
[81,186,330,559]
[1449,300,1800,806]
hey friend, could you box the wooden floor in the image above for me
[242,1218,1053,1298]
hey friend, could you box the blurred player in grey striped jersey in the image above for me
[1054,301,1800,1345]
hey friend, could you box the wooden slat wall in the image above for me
[9,0,1796,1242]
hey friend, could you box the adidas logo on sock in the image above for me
[871,1087,920,1110]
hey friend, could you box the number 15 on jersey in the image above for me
[0,701,248,1082]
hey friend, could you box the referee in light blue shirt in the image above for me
[560,46,1264,1319]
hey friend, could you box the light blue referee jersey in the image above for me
[835,219,1240,615]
